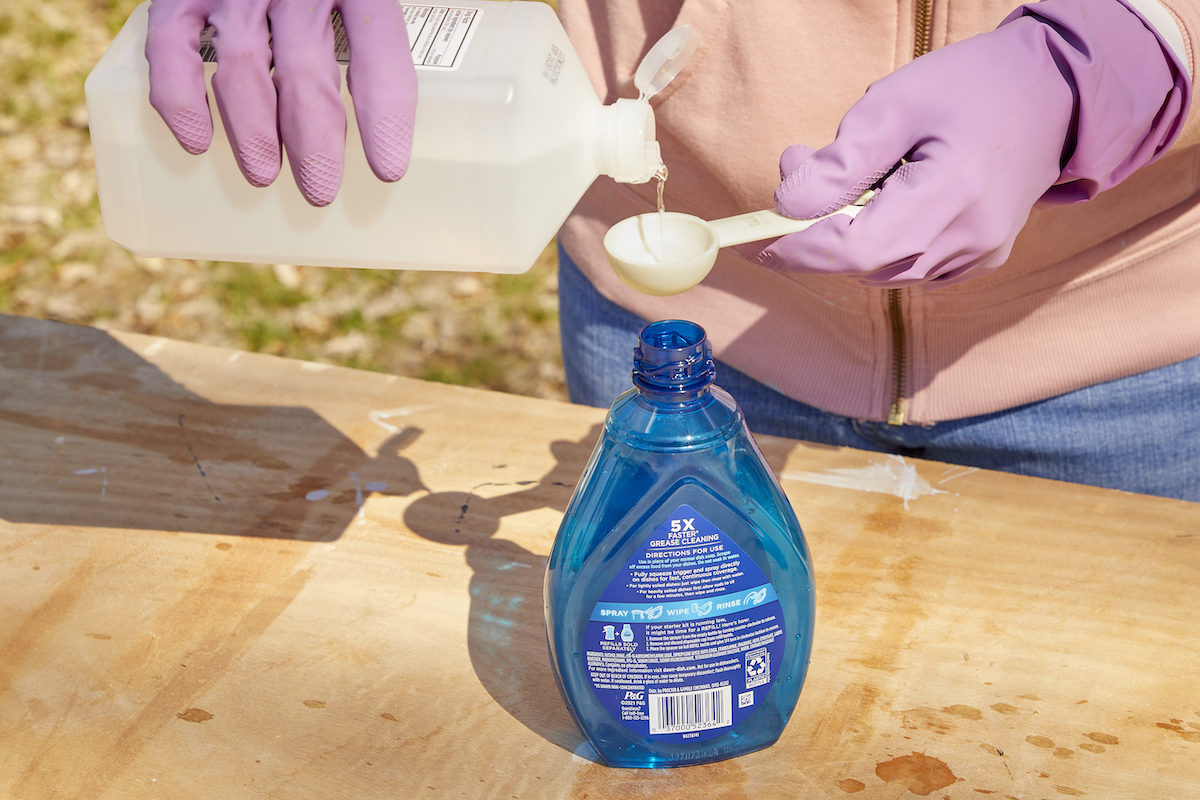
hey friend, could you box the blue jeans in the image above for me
[558,244,1200,502]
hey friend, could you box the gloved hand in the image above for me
[744,0,1188,286]
[145,0,417,207]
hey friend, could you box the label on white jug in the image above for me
[401,6,480,69]
[199,5,481,71]
[584,504,786,742]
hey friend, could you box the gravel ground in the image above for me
[0,0,568,401]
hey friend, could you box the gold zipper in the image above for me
[914,0,934,60]
[887,0,934,427]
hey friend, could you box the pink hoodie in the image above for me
[556,0,1200,424]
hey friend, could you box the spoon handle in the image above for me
[709,203,865,248]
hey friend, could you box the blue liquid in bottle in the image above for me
[544,320,815,768]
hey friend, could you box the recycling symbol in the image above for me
[745,648,771,688]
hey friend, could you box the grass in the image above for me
[0,0,567,401]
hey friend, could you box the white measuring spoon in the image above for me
[604,200,868,296]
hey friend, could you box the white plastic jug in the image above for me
[85,2,698,273]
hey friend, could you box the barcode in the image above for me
[333,11,350,64]
[196,15,345,64]
[195,6,477,69]
[197,15,347,64]
[648,686,733,735]
[199,26,216,62]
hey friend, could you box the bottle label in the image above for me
[200,6,481,71]
[585,504,786,742]
[399,6,481,70]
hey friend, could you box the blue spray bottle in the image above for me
[544,320,816,768]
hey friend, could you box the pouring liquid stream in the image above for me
[655,164,668,262]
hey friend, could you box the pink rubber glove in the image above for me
[746,0,1189,286]
[145,0,417,207]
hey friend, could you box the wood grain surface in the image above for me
[1,314,1197,799]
